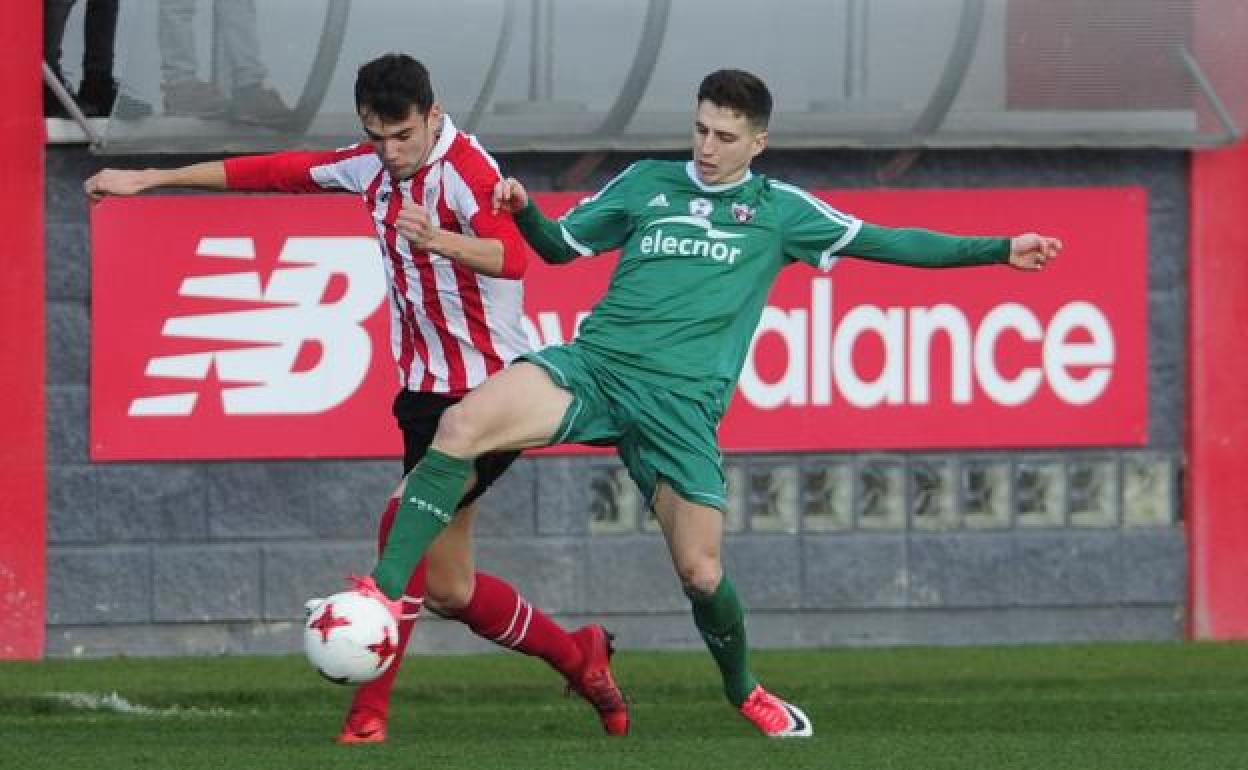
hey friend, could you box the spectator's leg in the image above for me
[158,0,228,118]
[77,0,122,116]
[44,0,78,80]
[43,0,78,116]
[158,0,198,86]
[80,0,118,86]
[214,0,265,89]
[215,0,290,127]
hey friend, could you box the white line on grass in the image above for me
[42,691,232,717]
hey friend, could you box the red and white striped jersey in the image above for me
[223,116,532,395]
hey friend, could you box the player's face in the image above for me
[692,100,767,186]
[360,104,443,180]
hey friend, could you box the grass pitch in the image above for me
[2,642,1247,769]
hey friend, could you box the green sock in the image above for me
[371,448,471,599]
[691,575,759,706]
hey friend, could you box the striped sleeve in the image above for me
[442,137,529,279]
[223,144,377,194]
[773,180,863,271]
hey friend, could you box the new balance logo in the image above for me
[647,193,669,208]
[128,236,385,417]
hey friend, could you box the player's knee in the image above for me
[676,558,723,599]
[434,403,491,456]
[422,571,473,616]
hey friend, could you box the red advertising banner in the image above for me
[91,187,1147,460]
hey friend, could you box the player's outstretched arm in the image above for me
[843,223,1059,271]
[84,161,228,201]
[491,176,581,266]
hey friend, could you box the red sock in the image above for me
[345,498,428,721]
[453,572,583,680]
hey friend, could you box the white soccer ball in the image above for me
[303,591,400,685]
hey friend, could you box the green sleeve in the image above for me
[514,199,582,265]
[558,162,641,254]
[512,162,644,264]
[843,223,1010,268]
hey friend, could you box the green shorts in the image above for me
[521,344,727,512]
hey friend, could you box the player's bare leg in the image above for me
[421,497,481,614]
[654,482,811,737]
[371,363,570,599]
[435,362,573,457]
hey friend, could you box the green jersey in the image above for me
[555,160,857,411]
[516,159,1008,415]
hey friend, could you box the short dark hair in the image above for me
[355,53,434,122]
[696,69,772,130]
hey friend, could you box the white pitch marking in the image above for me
[42,691,232,717]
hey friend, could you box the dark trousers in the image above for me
[44,0,119,83]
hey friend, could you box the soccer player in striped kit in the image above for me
[84,53,628,742]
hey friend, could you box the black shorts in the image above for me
[392,389,520,507]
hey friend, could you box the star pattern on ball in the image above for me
[309,602,351,643]
[368,627,398,668]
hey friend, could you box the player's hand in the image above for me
[492,176,529,215]
[1007,233,1061,271]
[396,201,439,249]
[83,169,151,201]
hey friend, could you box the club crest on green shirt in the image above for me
[732,202,755,223]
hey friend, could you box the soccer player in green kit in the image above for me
[350,68,1061,737]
